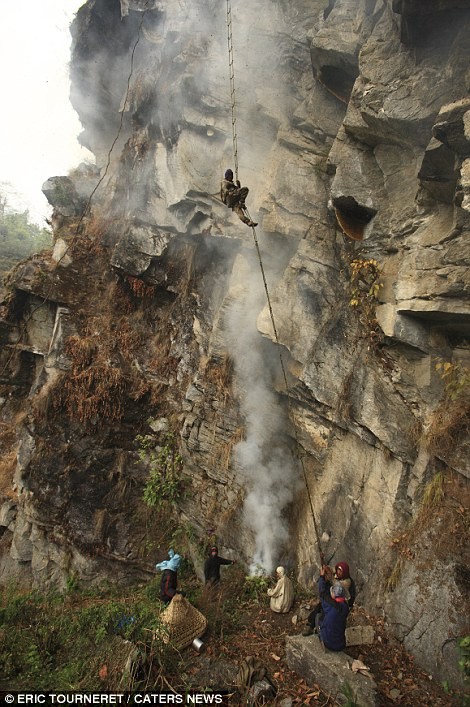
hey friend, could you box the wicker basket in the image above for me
[159,593,207,650]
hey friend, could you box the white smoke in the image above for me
[225,253,300,574]
[70,0,304,572]
[138,0,304,573]
[172,0,303,572]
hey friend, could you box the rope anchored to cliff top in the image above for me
[224,0,325,567]
[226,0,239,183]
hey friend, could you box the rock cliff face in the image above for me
[0,0,469,686]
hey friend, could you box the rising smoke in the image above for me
[70,0,303,573]
[225,252,301,575]
[216,1,302,573]
[154,0,302,573]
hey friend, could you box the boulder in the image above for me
[111,221,172,278]
[247,679,276,705]
[42,176,84,217]
[432,100,470,157]
[345,625,375,647]
[285,635,378,706]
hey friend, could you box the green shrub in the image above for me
[242,572,270,603]
[138,430,183,509]
[458,636,470,680]
[0,583,168,690]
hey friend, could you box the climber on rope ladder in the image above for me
[221,168,258,228]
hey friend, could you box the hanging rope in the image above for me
[246,208,325,566]
[224,0,325,567]
[226,0,239,182]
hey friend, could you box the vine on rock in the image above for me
[137,427,183,509]
[349,257,384,351]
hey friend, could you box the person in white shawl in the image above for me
[267,566,294,613]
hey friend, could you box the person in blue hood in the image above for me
[317,566,349,651]
[156,549,182,604]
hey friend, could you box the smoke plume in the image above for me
[70,0,304,573]
[225,251,300,574]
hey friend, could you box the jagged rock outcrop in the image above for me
[0,0,469,688]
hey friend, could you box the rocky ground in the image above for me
[159,571,466,706]
[0,546,467,704]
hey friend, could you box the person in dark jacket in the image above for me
[204,546,235,587]
[317,571,349,651]
[302,564,333,636]
[220,169,258,228]
[156,549,182,604]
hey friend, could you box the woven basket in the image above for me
[160,593,207,650]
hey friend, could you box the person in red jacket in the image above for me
[303,560,356,636]
[334,561,356,608]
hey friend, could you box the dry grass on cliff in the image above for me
[205,354,234,400]
[58,364,126,425]
[0,446,17,498]
[386,470,469,592]
[0,410,26,497]
[69,212,120,259]
[426,361,470,459]
[49,277,160,426]
[48,329,128,425]
[426,396,470,459]
[219,426,245,471]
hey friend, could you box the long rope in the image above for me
[224,0,325,566]
[226,0,239,182]
[246,208,325,566]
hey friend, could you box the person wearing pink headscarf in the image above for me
[334,561,356,608]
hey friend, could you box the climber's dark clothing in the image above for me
[221,178,248,208]
[221,176,257,227]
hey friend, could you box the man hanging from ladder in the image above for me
[221,169,258,228]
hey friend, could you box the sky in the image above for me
[0,1,94,226]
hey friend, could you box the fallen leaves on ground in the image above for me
[177,597,463,705]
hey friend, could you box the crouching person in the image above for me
[317,567,349,651]
[267,566,294,614]
[156,549,182,605]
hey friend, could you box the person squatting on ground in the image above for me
[316,574,349,651]
[220,169,258,228]
[303,561,355,636]
[156,549,182,604]
[204,546,236,587]
[267,566,295,613]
